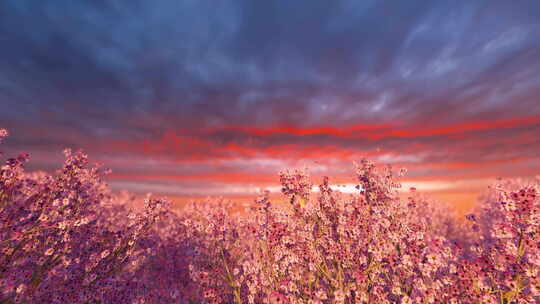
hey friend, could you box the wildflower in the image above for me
[101,250,110,259]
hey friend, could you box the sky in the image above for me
[1,0,540,213]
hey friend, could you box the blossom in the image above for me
[101,250,110,259]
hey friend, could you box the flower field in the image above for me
[1,128,539,304]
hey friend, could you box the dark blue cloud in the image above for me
[2,1,540,204]
[1,0,540,142]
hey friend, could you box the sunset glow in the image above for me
[1,1,539,215]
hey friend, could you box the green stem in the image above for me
[221,248,242,304]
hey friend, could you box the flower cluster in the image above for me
[1,128,539,303]
[0,129,7,157]
[0,133,167,303]
[226,160,459,303]
[459,178,540,303]
[0,129,7,141]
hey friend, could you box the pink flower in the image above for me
[101,250,110,259]
[0,128,7,141]
[268,291,288,304]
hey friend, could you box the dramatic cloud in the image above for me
[1,0,540,213]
